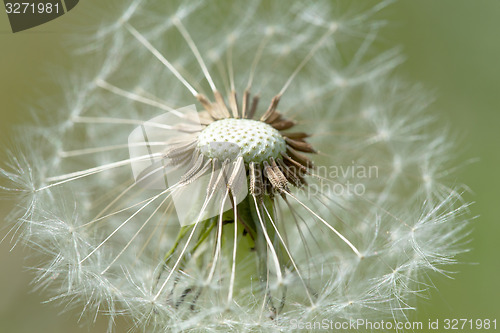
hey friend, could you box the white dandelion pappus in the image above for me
[1,0,472,332]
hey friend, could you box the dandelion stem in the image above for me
[189,218,217,257]
[162,224,194,265]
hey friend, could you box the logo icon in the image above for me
[4,0,79,33]
[128,106,249,226]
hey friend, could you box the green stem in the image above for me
[189,217,216,255]
[162,225,191,266]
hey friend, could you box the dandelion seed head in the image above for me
[198,119,287,163]
[0,0,472,331]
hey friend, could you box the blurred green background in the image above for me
[1,1,498,332]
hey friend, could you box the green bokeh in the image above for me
[1,1,498,332]
[386,0,500,328]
